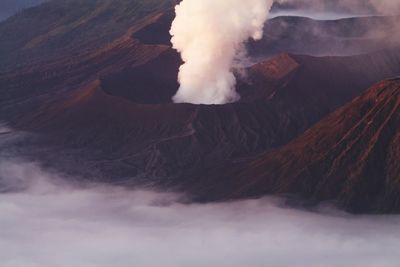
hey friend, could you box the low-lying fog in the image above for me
[1,129,400,267]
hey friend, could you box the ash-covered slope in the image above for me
[4,49,400,189]
[197,79,400,213]
[0,0,177,70]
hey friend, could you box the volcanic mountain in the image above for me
[193,79,400,213]
[4,47,400,189]
[1,0,400,213]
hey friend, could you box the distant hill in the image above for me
[1,0,399,71]
[0,0,44,21]
[0,0,177,70]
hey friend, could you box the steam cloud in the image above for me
[170,0,273,104]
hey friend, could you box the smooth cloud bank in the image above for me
[1,159,400,267]
[0,127,399,267]
[170,0,273,104]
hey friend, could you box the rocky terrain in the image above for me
[1,0,400,213]
[194,79,400,213]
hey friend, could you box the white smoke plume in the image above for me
[170,0,273,104]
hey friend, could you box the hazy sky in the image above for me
[0,0,45,21]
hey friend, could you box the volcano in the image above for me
[0,0,400,213]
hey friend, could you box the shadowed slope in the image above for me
[196,79,400,213]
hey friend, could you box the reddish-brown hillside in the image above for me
[2,43,400,192]
[195,79,400,213]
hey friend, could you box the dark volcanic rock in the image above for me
[4,49,400,193]
[196,79,400,213]
[101,48,181,104]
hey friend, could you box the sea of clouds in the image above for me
[1,126,400,267]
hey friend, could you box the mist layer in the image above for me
[1,158,400,267]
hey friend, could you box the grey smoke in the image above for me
[264,0,400,58]
[273,0,400,15]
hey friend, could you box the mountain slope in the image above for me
[194,79,400,213]
[0,0,45,21]
[4,49,400,190]
[1,1,399,71]
[0,0,177,70]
